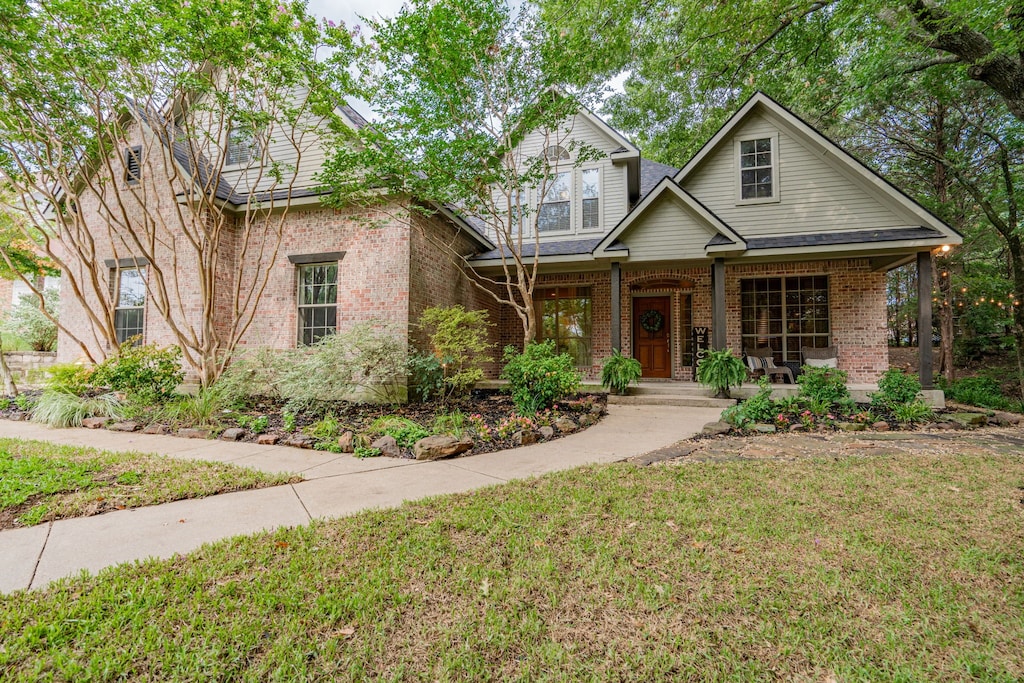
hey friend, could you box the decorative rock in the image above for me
[589,403,605,416]
[257,433,280,445]
[413,434,474,461]
[108,421,140,432]
[220,427,244,441]
[284,434,316,449]
[141,424,168,435]
[178,428,212,439]
[554,416,577,433]
[990,410,1022,426]
[371,435,401,458]
[753,423,776,434]
[81,417,107,429]
[950,412,987,428]
[8,413,27,421]
[837,422,866,432]
[702,421,731,436]
[337,431,354,453]
[578,414,597,428]
[872,421,889,431]
[539,425,555,440]
[513,430,538,446]
[788,423,804,432]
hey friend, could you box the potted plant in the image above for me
[600,349,643,395]
[696,348,747,399]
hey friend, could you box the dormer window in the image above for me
[226,125,259,166]
[538,172,571,232]
[737,135,779,203]
[543,145,570,162]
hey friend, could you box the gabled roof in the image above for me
[470,236,623,262]
[593,177,746,258]
[639,159,677,198]
[675,91,962,244]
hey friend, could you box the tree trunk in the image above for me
[0,333,19,397]
[1008,236,1024,401]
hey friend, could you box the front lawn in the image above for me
[3,449,1023,680]
[0,438,299,529]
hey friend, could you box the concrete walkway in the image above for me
[0,404,721,593]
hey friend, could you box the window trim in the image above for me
[112,265,146,345]
[225,125,260,167]
[580,167,602,231]
[296,261,339,347]
[537,171,572,234]
[740,275,830,363]
[534,286,593,368]
[734,134,780,205]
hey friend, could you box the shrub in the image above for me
[44,363,93,395]
[696,349,747,399]
[419,305,492,400]
[407,351,444,403]
[215,348,293,403]
[871,369,922,410]
[797,365,849,410]
[891,400,934,425]
[31,391,122,428]
[305,413,343,442]
[2,288,58,351]
[600,349,643,394]
[160,386,229,427]
[944,376,1013,411]
[500,341,581,414]
[739,377,778,423]
[368,415,430,448]
[91,341,183,402]
[236,414,269,434]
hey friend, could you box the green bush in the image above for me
[407,351,444,403]
[215,348,292,403]
[871,369,922,410]
[160,386,229,427]
[600,349,643,394]
[92,342,183,402]
[500,341,581,414]
[44,363,93,395]
[419,305,492,400]
[305,414,343,442]
[696,349,747,399]
[368,415,429,448]
[944,376,1013,411]
[740,377,778,423]
[891,400,934,425]
[2,288,58,352]
[797,365,849,409]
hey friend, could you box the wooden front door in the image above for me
[634,296,671,378]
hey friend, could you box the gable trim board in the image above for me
[593,178,746,259]
[675,92,962,245]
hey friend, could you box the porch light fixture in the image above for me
[941,245,951,252]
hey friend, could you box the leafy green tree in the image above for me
[320,0,603,344]
[0,0,357,385]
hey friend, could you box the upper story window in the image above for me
[543,145,570,161]
[538,171,571,233]
[226,125,259,166]
[124,146,142,185]
[581,168,600,229]
[737,136,778,203]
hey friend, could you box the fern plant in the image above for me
[696,349,747,399]
[600,349,643,395]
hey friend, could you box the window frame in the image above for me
[534,286,593,367]
[296,262,339,347]
[537,171,572,234]
[112,266,146,345]
[735,134,780,205]
[580,167,601,231]
[740,275,830,363]
[225,125,260,167]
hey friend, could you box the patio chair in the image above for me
[801,345,839,369]
[744,347,795,384]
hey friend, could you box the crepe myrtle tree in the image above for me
[319,0,604,345]
[0,0,358,385]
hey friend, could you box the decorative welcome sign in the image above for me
[692,327,710,369]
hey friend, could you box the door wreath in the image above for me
[639,309,664,334]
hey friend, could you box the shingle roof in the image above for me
[471,236,625,261]
[639,158,677,197]
[744,226,946,250]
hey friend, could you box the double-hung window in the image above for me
[113,267,146,344]
[538,172,571,233]
[738,136,777,201]
[226,125,259,166]
[581,168,600,229]
[297,263,338,346]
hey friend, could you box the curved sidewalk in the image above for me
[0,404,721,593]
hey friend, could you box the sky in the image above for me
[306,0,406,32]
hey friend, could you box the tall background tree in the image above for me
[320,0,603,344]
[542,0,1024,394]
[0,0,357,385]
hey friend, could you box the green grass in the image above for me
[1,452,1022,680]
[0,438,300,528]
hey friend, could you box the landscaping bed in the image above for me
[0,437,299,530]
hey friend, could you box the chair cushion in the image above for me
[805,357,838,368]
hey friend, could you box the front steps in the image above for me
[608,382,736,409]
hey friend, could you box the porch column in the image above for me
[610,262,622,352]
[711,257,726,350]
[917,250,933,389]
